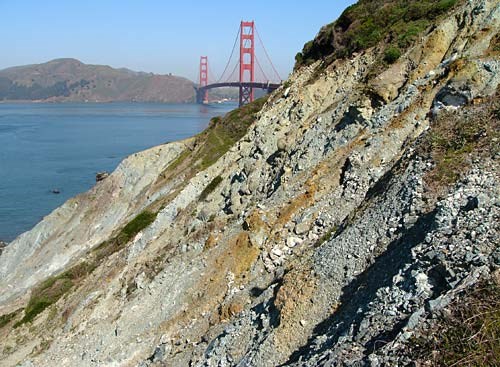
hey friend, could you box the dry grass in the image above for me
[412,280,500,366]
[212,232,260,282]
[273,265,318,357]
[485,31,500,56]
[420,89,500,195]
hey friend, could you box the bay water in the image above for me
[0,102,235,242]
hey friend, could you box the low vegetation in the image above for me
[195,96,268,170]
[0,309,21,329]
[0,58,195,103]
[160,96,267,183]
[200,175,223,201]
[152,96,268,216]
[13,210,158,327]
[92,210,157,263]
[314,226,338,247]
[164,149,191,173]
[0,78,83,100]
[295,0,460,68]
[411,280,500,366]
[116,210,157,244]
[383,46,402,64]
[14,262,93,327]
[9,96,269,328]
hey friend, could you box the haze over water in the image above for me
[0,102,235,242]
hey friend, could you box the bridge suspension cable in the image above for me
[255,55,269,82]
[196,21,282,106]
[255,26,282,82]
[208,63,218,85]
[211,24,281,84]
[216,26,241,83]
[227,59,240,83]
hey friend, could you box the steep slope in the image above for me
[0,58,195,103]
[0,0,498,366]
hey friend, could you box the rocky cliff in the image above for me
[0,59,195,103]
[0,0,499,366]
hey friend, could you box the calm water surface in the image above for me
[0,102,236,242]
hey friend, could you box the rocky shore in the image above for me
[0,0,498,365]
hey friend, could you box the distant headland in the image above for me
[0,58,234,103]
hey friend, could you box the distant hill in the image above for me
[0,58,196,103]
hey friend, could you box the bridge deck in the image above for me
[197,81,281,92]
[195,81,281,105]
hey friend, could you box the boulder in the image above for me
[294,222,310,235]
[96,171,110,182]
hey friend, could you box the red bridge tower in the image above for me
[199,56,209,104]
[196,20,281,107]
[239,21,255,106]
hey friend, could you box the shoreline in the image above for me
[0,101,236,246]
[0,99,237,105]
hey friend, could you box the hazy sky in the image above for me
[0,0,356,82]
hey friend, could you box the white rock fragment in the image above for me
[283,87,291,98]
[286,236,303,248]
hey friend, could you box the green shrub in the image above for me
[295,0,462,69]
[294,52,304,67]
[0,309,21,329]
[14,276,73,327]
[350,18,383,50]
[200,175,223,201]
[397,20,429,48]
[384,46,402,63]
[195,96,268,170]
[435,0,458,13]
[117,210,157,244]
[13,209,159,327]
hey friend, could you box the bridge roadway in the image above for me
[195,81,281,104]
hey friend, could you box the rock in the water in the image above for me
[96,171,110,182]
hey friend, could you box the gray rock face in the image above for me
[0,0,498,366]
[0,140,188,309]
[286,161,499,367]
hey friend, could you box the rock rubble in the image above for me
[0,0,498,366]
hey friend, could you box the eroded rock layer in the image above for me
[0,0,498,366]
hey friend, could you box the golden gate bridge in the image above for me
[196,21,282,107]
